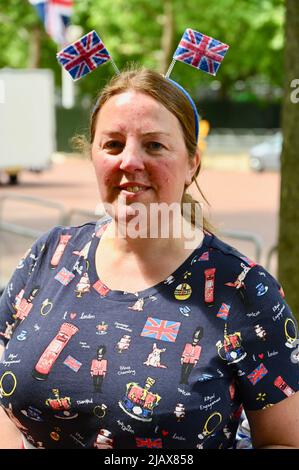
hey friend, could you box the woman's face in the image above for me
[91,90,199,223]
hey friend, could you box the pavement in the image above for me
[0,151,280,285]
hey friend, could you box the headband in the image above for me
[57,28,229,143]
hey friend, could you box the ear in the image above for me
[185,148,201,186]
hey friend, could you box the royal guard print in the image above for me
[180,326,203,385]
[90,345,108,393]
[216,325,247,364]
[13,286,39,331]
[119,377,161,422]
[143,343,167,368]
[32,323,79,380]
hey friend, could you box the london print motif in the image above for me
[118,377,161,422]
[1,223,299,449]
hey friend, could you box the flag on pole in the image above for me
[173,28,229,76]
[56,30,112,80]
[28,0,73,46]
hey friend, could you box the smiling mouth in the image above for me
[118,185,150,193]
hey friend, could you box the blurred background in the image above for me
[0,0,298,318]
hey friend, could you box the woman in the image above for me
[0,67,298,449]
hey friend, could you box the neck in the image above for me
[102,217,204,259]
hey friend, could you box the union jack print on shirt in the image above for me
[136,437,162,448]
[56,30,111,80]
[141,317,181,343]
[247,363,268,386]
[55,267,75,286]
[173,28,229,76]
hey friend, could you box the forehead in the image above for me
[96,90,181,134]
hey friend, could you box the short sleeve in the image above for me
[226,265,299,411]
[0,230,51,347]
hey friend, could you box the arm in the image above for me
[246,391,299,449]
[0,344,22,449]
[0,406,22,449]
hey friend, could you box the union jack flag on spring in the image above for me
[141,317,181,343]
[173,28,229,76]
[247,363,268,386]
[56,30,111,80]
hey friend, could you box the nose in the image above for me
[119,142,145,172]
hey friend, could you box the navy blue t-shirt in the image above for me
[0,218,298,449]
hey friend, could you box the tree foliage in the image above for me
[0,0,285,100]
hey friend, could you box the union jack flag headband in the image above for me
[167,78,200,143]
[56,28,229,143]
[56,30,119,80]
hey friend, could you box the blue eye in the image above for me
[147,142,164,151]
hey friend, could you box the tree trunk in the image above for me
[27,24,42,69]
[278,0,299,322]
[159,0,175,75]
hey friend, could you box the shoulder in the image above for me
[206,233,284,307]
[206,232,258,280]
[34,222,97,251]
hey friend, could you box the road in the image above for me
[0,153,280,285]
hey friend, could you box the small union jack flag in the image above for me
[55,267,75,286]
[56,30,111,80]
[136,437,162,449]
[247,363,268,386]
[216,302,231,320]
[141,317,181,343]
[63,355,82,372]
[173,28,229,76]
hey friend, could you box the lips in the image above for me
[118,183,151,194]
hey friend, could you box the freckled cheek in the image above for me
[93,158,119,186]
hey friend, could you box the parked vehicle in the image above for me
[249,132,282,172]
[0,69,56,184]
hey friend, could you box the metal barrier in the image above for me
[265,244,278,272]
[0,193,265,290]
[0,193,68,290]
[0,192,67,239]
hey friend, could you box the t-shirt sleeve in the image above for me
[0,230,51,347]
[227,264,299,411]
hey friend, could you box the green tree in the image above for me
[278,0,299,322]
[0,0,286,99]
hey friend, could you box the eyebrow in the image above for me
[100,130,171,137]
